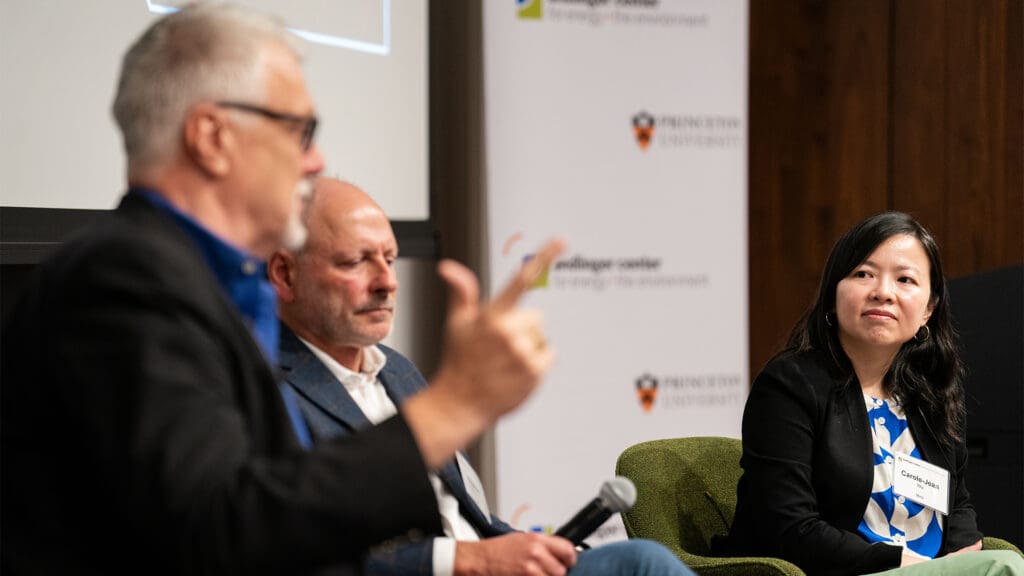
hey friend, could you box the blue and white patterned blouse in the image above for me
[857,395,944,559]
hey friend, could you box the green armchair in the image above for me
[615,436,1022,576]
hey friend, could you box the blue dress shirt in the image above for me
[130,188,312,448]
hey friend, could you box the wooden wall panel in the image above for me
[891,0,948,239]
[750,0,1023,377]
[940,0,1023,276]
[749,0,891,375]
[1009,0,1024,265]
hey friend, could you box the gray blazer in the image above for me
[278,326,516,575]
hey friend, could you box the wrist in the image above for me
[900,551,928,567]
[453,540,486,576]
[401,380,490,469]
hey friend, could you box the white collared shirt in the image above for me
[296,338,482,576]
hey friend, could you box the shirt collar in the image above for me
[295,337,388,392]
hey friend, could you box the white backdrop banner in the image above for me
[484,0,749,544]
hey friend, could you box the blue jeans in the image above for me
[571,539,695,576]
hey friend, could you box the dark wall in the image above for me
[949,266,1023,548]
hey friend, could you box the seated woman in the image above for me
[713,212,1022,575]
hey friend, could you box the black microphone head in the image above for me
[598,476,636,513]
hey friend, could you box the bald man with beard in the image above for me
[269,178,696,576]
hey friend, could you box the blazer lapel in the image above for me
[278,333,502,536]
[437,457,505,537]
[278,327,371,433]
[378,361,503,537]
[377,357,421,408]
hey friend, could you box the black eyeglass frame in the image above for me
[216,101,318,151]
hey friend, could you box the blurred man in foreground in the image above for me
[269,177,695,576]
[1,5,562,574]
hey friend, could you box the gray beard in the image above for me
[282,178,313,251]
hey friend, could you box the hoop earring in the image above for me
[825,312,835,328]
[915,325,931,342]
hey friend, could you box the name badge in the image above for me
[893,453,950,515]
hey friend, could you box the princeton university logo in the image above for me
[632,111,655,150]
[517,0,543,19]
[635,373,659,412]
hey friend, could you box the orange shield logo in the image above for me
[632,111,656,150]
[635,373,658,412]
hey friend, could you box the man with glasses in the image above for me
[1,5,562,575]
[216,101,319,152]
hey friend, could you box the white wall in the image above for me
[0,0,429,220]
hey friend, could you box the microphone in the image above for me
[554,477,637,546]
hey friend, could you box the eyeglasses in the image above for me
[216,101,318,151]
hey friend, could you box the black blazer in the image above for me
[0,193,441,575]
[714,350,981,576]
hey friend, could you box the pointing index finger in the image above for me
[490,239,566,313]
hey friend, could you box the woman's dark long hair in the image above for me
[786,212,965,447]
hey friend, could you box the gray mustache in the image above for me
[357,300,394,313]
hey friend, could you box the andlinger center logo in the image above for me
[517,0,543,19]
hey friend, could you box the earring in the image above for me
[825,312,835,328]
[914,325,931,342]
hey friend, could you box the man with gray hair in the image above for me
[1,5,562,575]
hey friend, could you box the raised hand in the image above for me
[401,239,566,468]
